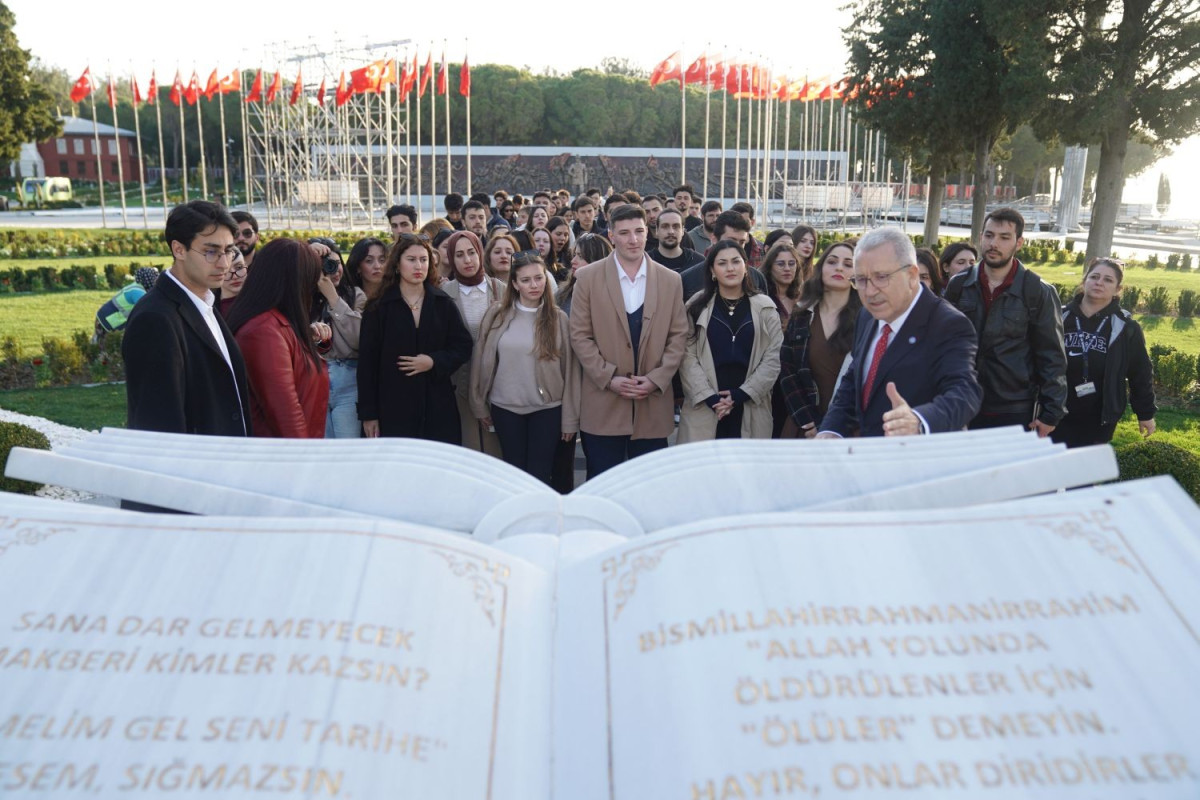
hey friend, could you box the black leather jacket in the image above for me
[945,260,1068,425]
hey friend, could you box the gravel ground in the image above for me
[0,407,97,502]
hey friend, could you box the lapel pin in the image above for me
[908,336,917,344]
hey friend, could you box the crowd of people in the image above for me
[117,186,1158,491]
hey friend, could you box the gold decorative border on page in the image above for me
[1030,511,1139,573]
[0,518,72,558]
[602,544,677,621]
[433,550,511,627]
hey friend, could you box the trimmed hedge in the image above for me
[0,421,50,495]
[1116,440,1200,501]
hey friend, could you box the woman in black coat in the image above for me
[358,234,473,444]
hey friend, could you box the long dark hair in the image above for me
[227,238,322,372]
[790,224,817,274]
[915,246,945,295]
[346,237,388,290]
[687,239,758,328]
[763,242,806,301]
[368,235,436,311]
[796,239,862,353]
[557,232,612,310]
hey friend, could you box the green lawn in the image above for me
[0,383,126,430]
[1113,407,1200,456]
[0,289,112,356]
[1028,262,1200,294]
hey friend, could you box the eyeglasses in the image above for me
[1089,257,1124,269]
[235,229,256,239]
[190,246,240,265]
[850,264,913,290]
[227,264,247,278]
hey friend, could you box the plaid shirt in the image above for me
[778,306,821,428]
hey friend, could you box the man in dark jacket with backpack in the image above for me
[944,208,1067,437]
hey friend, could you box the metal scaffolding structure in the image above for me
[245,38,411,230]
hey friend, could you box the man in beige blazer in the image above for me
[569,204,689,478]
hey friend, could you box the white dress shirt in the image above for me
[165,269,245,431]
[860,288,930,434]
[616,255,648,313]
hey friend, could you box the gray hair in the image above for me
[855,226,917,270]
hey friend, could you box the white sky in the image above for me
[10,0,1199,218]
[9,0,852,81]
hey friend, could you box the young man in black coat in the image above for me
[122,200,252,438]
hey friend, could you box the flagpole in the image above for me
[177,73,189,201]
[365,89,376,222]
[430,50,438,218]
[680,43,687,184]
[464,41,472,195]
[107,71,128,227]
[218,72,231,202]
[196,87,209,200]
[241,70,252,211]
[702,44,711,199]
[734,67,742,202]
[719,49,727,203]
[282,85,294,229]
[302,88,313,231]
[324,86,333,226]
[415,53,423,219]
[385,72,395,205]
[89,90,108,229]
[800,79,809,221]
[443,45,452,196]
[129,70,149,228]
[152,76,168,221]
[782,95,792,208]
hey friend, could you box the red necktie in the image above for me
[862,323,892,408]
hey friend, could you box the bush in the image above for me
[1052,283,1074,304]
[1064,239,1075,252]
[0,336,35,390]
[1073,251,1085,265]
[1184,254,1194,271]
[41,336,86,385]
[0,421,51,495]
[1152,348,1197,398]
[1121,286,1142,312]
[1166,254,1181,271]
[1146,254,1160,270]
[1115,440,1200,501]
[1144,286,1173,315]
[1179,289,1199,318]
[1053,249,1070,264]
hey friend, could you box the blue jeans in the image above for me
[325,359,361,439]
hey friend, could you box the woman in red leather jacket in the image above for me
[227,238,331,438]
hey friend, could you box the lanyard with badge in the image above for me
[1073,314,1107,398]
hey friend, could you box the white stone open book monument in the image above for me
[2,429,1199,798]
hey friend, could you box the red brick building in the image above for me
[29,115,142,182]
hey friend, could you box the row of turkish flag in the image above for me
[68,57,471,110]
[648,52,849,102]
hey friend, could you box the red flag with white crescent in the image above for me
[69,68,92,104]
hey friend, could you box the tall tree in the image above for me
[0,1,61,166]
[1037,0,1200,260]
[844,0,969,244]
[845,0,1052,243]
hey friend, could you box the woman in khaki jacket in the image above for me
[470,253,580,485]
[678,240,783,443]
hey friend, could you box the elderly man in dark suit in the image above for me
[818,227,982,438]
[123,200,252,437]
